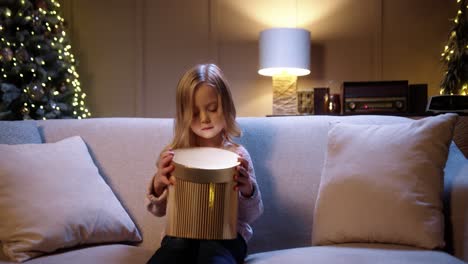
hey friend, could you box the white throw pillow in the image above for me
[0,136,141,262]
[312,114,457,249]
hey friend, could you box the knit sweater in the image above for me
[145,143,263,243]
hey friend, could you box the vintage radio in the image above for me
[166,147,239,240]
[343,81,409,114]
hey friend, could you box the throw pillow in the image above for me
[0,136,142,262]
[312,113,457,249]
[0,121,42,144]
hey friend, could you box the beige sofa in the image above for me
[0,115,467,264]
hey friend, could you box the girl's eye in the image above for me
[193,112,199,117]
[208,105,218,112]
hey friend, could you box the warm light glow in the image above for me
[258,67,310,76]
[209,183,215,209]
[223,1,348,30]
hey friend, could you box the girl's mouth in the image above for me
[202,126,213,130]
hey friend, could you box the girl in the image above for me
[145,64,263,264]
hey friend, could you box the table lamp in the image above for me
[259,28,311,115]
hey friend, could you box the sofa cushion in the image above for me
[245,244,466,264]
[0,136,142,262]
[0,121,42,144]
[0,244,153,264]
[312,114,457,249]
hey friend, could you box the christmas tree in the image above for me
[440,0,468,95]
[0,0,91,120]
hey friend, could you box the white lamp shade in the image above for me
[258,28,311,76]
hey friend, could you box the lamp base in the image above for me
[272,75,298,115]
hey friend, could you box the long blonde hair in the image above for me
[170,64,241,149]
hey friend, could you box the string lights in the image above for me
[440,0,468,95]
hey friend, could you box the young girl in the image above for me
[145,64,263,264]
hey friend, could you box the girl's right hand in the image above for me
[152,149,175,197]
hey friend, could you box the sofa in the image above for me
[0,114,467,264]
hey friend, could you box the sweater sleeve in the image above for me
[145,175,168,217]
[236,145,264,224]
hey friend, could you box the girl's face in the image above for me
[190,84,226,146]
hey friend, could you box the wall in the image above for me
[60,0,457,117]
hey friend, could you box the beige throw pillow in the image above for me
[312,114,457,249]
[0,136,142,262]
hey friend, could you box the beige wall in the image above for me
[60,0,456,117]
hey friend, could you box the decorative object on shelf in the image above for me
[426,95,468,113]
[313,87,329,115]
[297,88,314,114]
[258,28,311,115]
[431,0,468,112]
[342,81,408,115]
[0,0,91,120]
[328,94,341,114]
[408,84,428,115]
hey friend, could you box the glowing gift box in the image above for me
[166,147,240,240]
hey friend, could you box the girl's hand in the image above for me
[234,154,254,197]
[152,149,176,196]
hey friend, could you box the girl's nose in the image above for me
[200,111,210,123]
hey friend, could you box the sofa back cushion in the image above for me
[236,115,419,253]
[0,121,42,144]
[238,116,467,260]
[36,118,174,251]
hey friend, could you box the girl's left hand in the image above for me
[234,154,254,197]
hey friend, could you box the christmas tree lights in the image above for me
[0,0,91,120]
[440,0,468,95]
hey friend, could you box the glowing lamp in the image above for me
[258,28,311,77]
[258,28,311,115]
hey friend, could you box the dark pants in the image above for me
[146,234,247,264]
